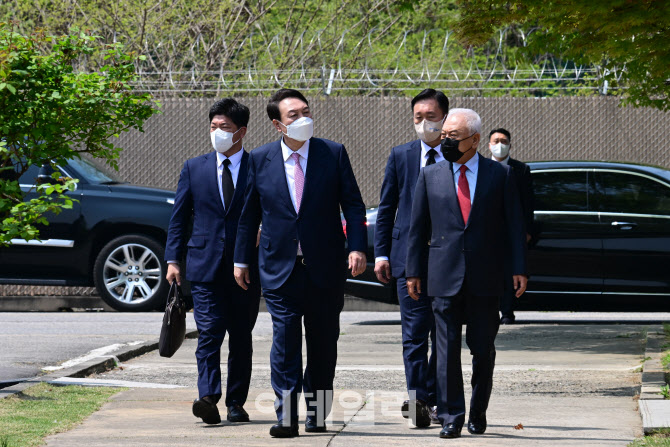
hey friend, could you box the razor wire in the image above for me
[130,27,622,96]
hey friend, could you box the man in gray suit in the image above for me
[406,108,527,439]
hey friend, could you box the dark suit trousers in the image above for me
[190,266,260,407]
[396,277,436,406]
[432,285,500,426]
[262,261,344,425]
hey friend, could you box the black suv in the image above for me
[0,158,175,311]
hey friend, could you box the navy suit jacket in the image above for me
[507,157,535,236]
[374,140,424,279]
[165,150,256,283]
[234,137,367,291]
[406,155,527,297]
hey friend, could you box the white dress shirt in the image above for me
[217,148,244,210]
[375,141,444,264]
[453,152,479,204]
[420,140,445,167]
[493,155,510,165]
[281,138,310,213]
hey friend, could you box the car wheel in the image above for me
[93,235,168,312]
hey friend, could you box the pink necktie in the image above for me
[457,165,471,224]
[292,152,304,212]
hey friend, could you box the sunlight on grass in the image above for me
[0,383,123,447]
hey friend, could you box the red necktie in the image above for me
[457,165,471,224]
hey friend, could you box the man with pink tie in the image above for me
[234,89,368,438]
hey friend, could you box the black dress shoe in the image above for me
[430,407,440,425]
[439,423,462,438]
[192,397,221,424]
[305,417,327,433]
[227,404,249,422]
[467,414,487,434]
[401,399,409,419]
[500,314,516,325]
[269,423,299,438]
[408,399,431,428]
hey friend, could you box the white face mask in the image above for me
[211,128,242,153]
[279,116,314,142]
[490,142,510,159]
[414,116,445,143]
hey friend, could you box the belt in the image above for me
[296,255,307,266]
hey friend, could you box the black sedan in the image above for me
[0,158,175,311]
[344,161,670,304]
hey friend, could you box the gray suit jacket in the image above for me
[406,155,527,297]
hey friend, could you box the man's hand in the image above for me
[374,260,392,284]
[526,232,532,243]
[166,263,181,286]
[348,251,367,277]
[256,228,261,247]
[513,274,528,297]
[234,266,250,290]
[407,277,421,301]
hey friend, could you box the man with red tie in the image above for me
[406,108,528,439]
[234,89,367,438]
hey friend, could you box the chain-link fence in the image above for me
[3,95,669,297]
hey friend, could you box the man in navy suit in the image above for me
[165,98,261,426]
[234,89,367,438]
[374,89,449,427]
[487,128,535,324]
[406,108,527,439]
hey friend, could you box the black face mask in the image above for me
[440,133,476,163]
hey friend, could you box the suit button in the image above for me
[220,238,225,242]
[293,239,297,243]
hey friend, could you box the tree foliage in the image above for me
[451,0,670,110]
[0,22,159,244]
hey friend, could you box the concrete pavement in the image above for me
[39,313,656,446]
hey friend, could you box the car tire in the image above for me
[93,234,168,312]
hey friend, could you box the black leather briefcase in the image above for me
[158,281,186,358]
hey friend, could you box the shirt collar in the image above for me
[493,155,510,165]
[453,151,480,173]
[216,147,244,168]
[420,140,442,158]
[281,138,310,162]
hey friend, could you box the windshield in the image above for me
[68,158,125,184]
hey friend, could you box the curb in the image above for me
[0,329,199,400]
[639,328,670,434]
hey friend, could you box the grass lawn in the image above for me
[629,430,670,446]
[0,383,124,447]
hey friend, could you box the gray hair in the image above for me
[447,108,482,135]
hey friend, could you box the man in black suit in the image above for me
[406,108,527,439]
[488,128,535,324]
[374,89,449,427]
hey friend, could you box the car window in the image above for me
[68,158,122,184]
[596,171,670,216]
[532,171,589,212]
[18,164,41,185]
[17,163,71,186]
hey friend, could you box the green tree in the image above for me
[0,23,159,245]
[451,0,670,110]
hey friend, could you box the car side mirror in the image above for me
[36,164,53,185]
[36,164,67,186]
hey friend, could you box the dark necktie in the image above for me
[221,159,234,210]
[457,165,471,224]
[426,149,437,166]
